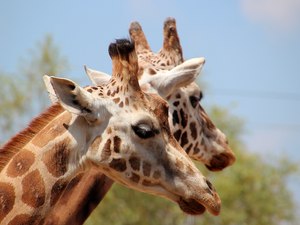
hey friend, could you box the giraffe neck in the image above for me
[0,104,98,224]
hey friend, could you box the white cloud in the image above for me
[240,0,300,32]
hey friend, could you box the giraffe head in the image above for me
[48,39,221,215]
[87,19,235,171]
[133,19,235,171]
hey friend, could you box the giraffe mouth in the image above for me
[178,198,206,215]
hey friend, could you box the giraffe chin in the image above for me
[178,198,206,215]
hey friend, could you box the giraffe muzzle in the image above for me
[178,198,206,215]
[206,151,236,171]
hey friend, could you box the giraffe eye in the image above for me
[132,123,159,139]
[189,96,199,108]
[189,92,203,108]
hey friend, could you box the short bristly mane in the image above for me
[0,103,64,171]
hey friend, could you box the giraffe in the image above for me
[44,18,235,224]
[0,39,221,225]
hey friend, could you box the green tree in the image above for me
[0,35,69,143]
[20,34,69,110]
[0,71,27,132]
[85,106,298,225]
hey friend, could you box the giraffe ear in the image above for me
[43,75,58,103]
[84,65,111,85]
[147,57,205,97]
[44,75,108,123]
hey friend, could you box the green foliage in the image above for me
[0,72,27,131]
[85,105,298,225]
[20,34,69,109]
[0,35,69,143]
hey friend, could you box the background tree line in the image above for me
[0,36,298,225]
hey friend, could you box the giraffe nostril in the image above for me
[205,179,215,194]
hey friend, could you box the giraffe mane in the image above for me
[0,103,64,171]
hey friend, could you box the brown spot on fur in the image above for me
[113,136,121,153]
[125,97,129,106]
[8,214,41,225]
[101,139,111,161]
[113,97,120,104]
[107,90,111,96]
[172,110,180,126]
[186,143,193,154]
[180,109,188,128]
[153,170,161,179]
[173,129,182,141]
[6,150,34,177]
[0,104,64,171]
[130,172,140,183]
[190,122,197,140]
[142,161,151,177]
[92,87,98,90]
[42,138,71,177]
[129,156,140,171]
[22,169,45,208]
[173,101,180,107]
[87,88,93,93]
[148,68,157,75]
[194,142,200,154]
[180,131,188,147]
[176,93,181,99]
[111,91,116,97]
[0,182,15,221]
[109,158,127,172]
[31,111,71,148]
[111,80,116,86]
[50,179,69,206]
[119,101,124,108]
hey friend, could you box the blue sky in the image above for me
[1,0,300,203]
